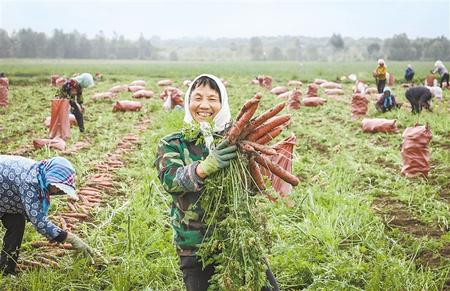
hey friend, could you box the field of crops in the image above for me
[0,59,449,290]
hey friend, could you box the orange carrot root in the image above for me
[253,154,299,186]
[246,114,291,142]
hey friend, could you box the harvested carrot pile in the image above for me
[198,93,298,290]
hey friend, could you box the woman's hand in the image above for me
[196,140,238,178]
[65,232,94,257]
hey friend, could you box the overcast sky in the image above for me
[1,0,449,39]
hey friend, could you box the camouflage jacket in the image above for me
[155,132,210,255]
[56,79,83,104]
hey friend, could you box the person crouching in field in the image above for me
[432,60,449,88]
[405,86,442,114]
[373,59,387,93]
[56,73,94,133]
[404,64,415,82]
[155,74,279,291]
[0,72,9,108]
[0,155,94,275]
[376,87,398,112]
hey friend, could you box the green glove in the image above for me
[66,232,94,257]
[199,139,238,177]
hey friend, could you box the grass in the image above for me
[0,60,449,290]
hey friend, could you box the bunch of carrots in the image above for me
[198,93,299,290]
[227,93,299,191]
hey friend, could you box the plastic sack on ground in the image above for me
[260,134,297,198]
[158,79,173,87]
[306,84,319,97]
[128,85,145,92]
[92,92,118,100]
[133,90,154,99]
[425,74,437,87]
[257,75,272,89]
[109,85,129,93]
[302,97,327,107]
[320,82,342,89]
[270,86,289,95]
[288,80,302,88]
[401,124,432,178]
[388,73,395,86]
[278,91,293,99]
[362,118,398,133]
[44,114,77,128]
[49,99,71,140]
[160,87,184,109]
[314,79,327,85]
[324,88,344,95]
[130,80,146,86]
[55,77,67,87]
[351,93,369,120]
[112,100,143,112]
[33,138,66,151]
[0,77,9,107]
[50,75,60,86]
[288,90,302,110]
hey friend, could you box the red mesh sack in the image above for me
[55,77,67,87]
[33,138,66,151]
[401,124,432,178]
[50,74,60,86]
[324,88,344,95]
[351,93,369,119]
[158,79,173,86]
[288,90,302,110]
[130,80,146,86]
[49,99,71,140]
[109,85,129,93]
[270,86,288,95]
[303,97,327,107]
[257,75,272,89]
[425,74,436,87]
[320,82,342,89]
[288,80,302,88]
[44,114,77,128]
[128,85,145,92]
[0,77,9,107]
[314,79,327,85]
[306,83,319,97]
[160,87,184,109]
[132,90,154,99]
[91,92,118,100]
[260,134,297,198]
[112,100,143,112]
[362,118,398,133]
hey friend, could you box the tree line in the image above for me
[0,29,449,61]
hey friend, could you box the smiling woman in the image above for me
[188,76,222,123]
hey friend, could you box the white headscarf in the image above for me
[183,74,231,148]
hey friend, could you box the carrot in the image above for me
[20,260,45,268]
[35,256,59,268]
[86,197,102,203]
[67,202,77,212]
[255,126,284,145]
[244,102,286,135]
[31,242,74,250]
[227,95,261,143]
[78,189,102,197]
[241,141,277,156]
[62,213,89,219]
[235,93,262,121]
[246,114,291,142]
[253,154,299,186]
[79,195,90,204]
[249,157,266,191]
[238,142,256,154]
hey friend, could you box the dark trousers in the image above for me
[0,214,25,275]
[180,256,280,291]
[377,79,386,93]
[406,92,431,114]
[69,100,85,132]
[440,73,449,88]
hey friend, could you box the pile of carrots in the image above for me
[226,93,300,191]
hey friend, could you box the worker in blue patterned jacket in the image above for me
[0,155,93,275]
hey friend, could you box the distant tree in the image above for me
[329,33,344,50]
[286,38,302,61]
[384,33,415,61]
[423,36,450,61]
[169,51,179,61]
[269,46,284,60]
[250,37,264,60]
[367,43,381,58]
[0,29,12,57]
